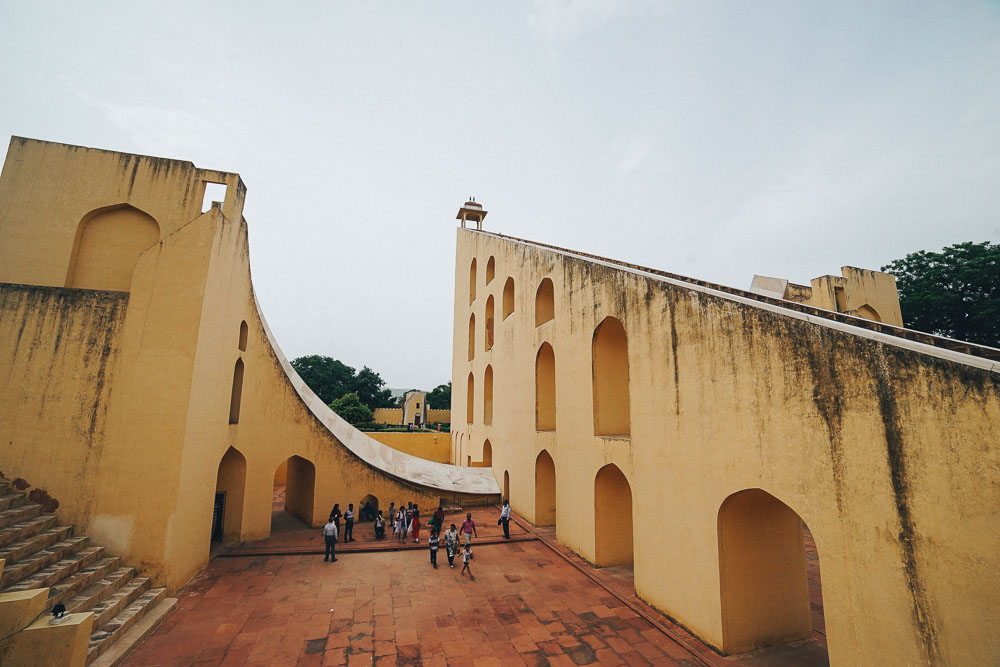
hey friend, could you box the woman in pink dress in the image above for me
[411,504,421,542]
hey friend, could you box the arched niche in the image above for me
[468,313,476,361]
[503,277,515,320]
[229,358,244,424]
[238,320,249,351]
[717,489,820,654]
[276,455,317,528]
[482,439,492,466]
[483,365,494,425]
[535,450,556,527]
[592,317,630,436]
[466,372,474,424]
[503,470,510,501]
[213,446,247,543]
[594,463,633,566]
[469,258,477,304]
[535,278,554,326]
[485,295,495,350]
[66,204,160,291]
[486,256,495,284]
[535,343,556,431]
[856,304,882,322]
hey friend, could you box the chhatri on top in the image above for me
[456,196,487,230]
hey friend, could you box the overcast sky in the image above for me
[2,2,998,389]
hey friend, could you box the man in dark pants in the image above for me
[323,517,338,561]
[499,499,511,539]
[344,503,355,542]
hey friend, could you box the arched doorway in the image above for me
[534,450,556,527]
[717,489,823,655]
[360,494,379,522]
[213,446,246,543]
[594,464,632,566]
[66,204,160,291]
[272,455,316,530]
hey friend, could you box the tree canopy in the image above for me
[426,382,451,410]
[290,355,395,409]
[328,393,374,425]
[882,241,999,347]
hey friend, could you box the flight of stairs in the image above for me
[0,479,169,664]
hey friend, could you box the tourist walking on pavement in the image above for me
[396,507,407,543]
[460,543,473,577]
[329,503,341,529]
[344,503,355,542]
[404,502,414,537]
[412,504,421,542]
[460,512,477,549]
[444,524,459,568]
[499,499,511,539]
[428,530,440,568]
[430,505,445,535]
[323,517,338,562]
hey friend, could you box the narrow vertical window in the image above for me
[238,320,248,351]
[229,358,244,424]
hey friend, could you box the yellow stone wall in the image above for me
[450,229,1000,665]
[366,432,451,464]
[372,408,402,424]
[0,138,465,593]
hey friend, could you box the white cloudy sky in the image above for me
[2,2,998,389]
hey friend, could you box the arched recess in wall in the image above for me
[469,258,477,304]
[213,446,246,543]
[484,365,494,425]
[482,439,492,466]
[535,343,556,431]
[486,256,495,284]
[238,320,248,351]
[485,295,495,350]
[468,313,476,361]
[856,304,882,322]
[66,204,160,291]
[592,316,630,436]
[503,277,515,320]
[503,470,510,501]
[534,450,556,527]
[466,373,474,424]
[717,489,823,655]
[535,278,554,326]
[275,455,316,529]
[229,358,244,424]
[594,463,633,566]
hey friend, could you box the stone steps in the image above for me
[0,512,57,549]
[0,502,42,529]
[0,477,174,664]
[87,587,168,663]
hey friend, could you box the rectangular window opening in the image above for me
[202,182,228,213]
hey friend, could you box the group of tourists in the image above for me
[322,498,513,576]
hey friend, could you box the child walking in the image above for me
[460,544,473,577]
[428,530,440,568]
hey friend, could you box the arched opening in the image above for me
[483,365,494,425]
[535,343,556,431]
[485,295,495,350]
[469,258,477,304]
[468,313,476,361]
[535,278,554,326]
[503,470,510,500]
[717,489,824,655]
[503,277,515,320]
[592,317,630,436]
[594,464,633,566]
[360,494,379,522]
[66,204,160,291]
[273,455,316,529]
[486,256,495,284]
[466,372,474,424]
[238,320,248,351]
[213,446,246,543]
[482,439,492,466]
[229,358,244,424]
[856,304,882,322]
[534,450,556,527]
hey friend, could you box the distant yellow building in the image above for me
[451,223,1000,664]
[373,391,450,427]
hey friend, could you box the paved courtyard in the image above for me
[125,499,828,666]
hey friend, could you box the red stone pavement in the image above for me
[125,496,829,666]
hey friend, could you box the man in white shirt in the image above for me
[323,517,339,562]
[499,500,511,539]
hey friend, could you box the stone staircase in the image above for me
[0,479,170,664]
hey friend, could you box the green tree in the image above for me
[290,355,355,405]
[882,241,999,347]
[354,366,395,409]
[426,382,451,409]
[329,393,374,425]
